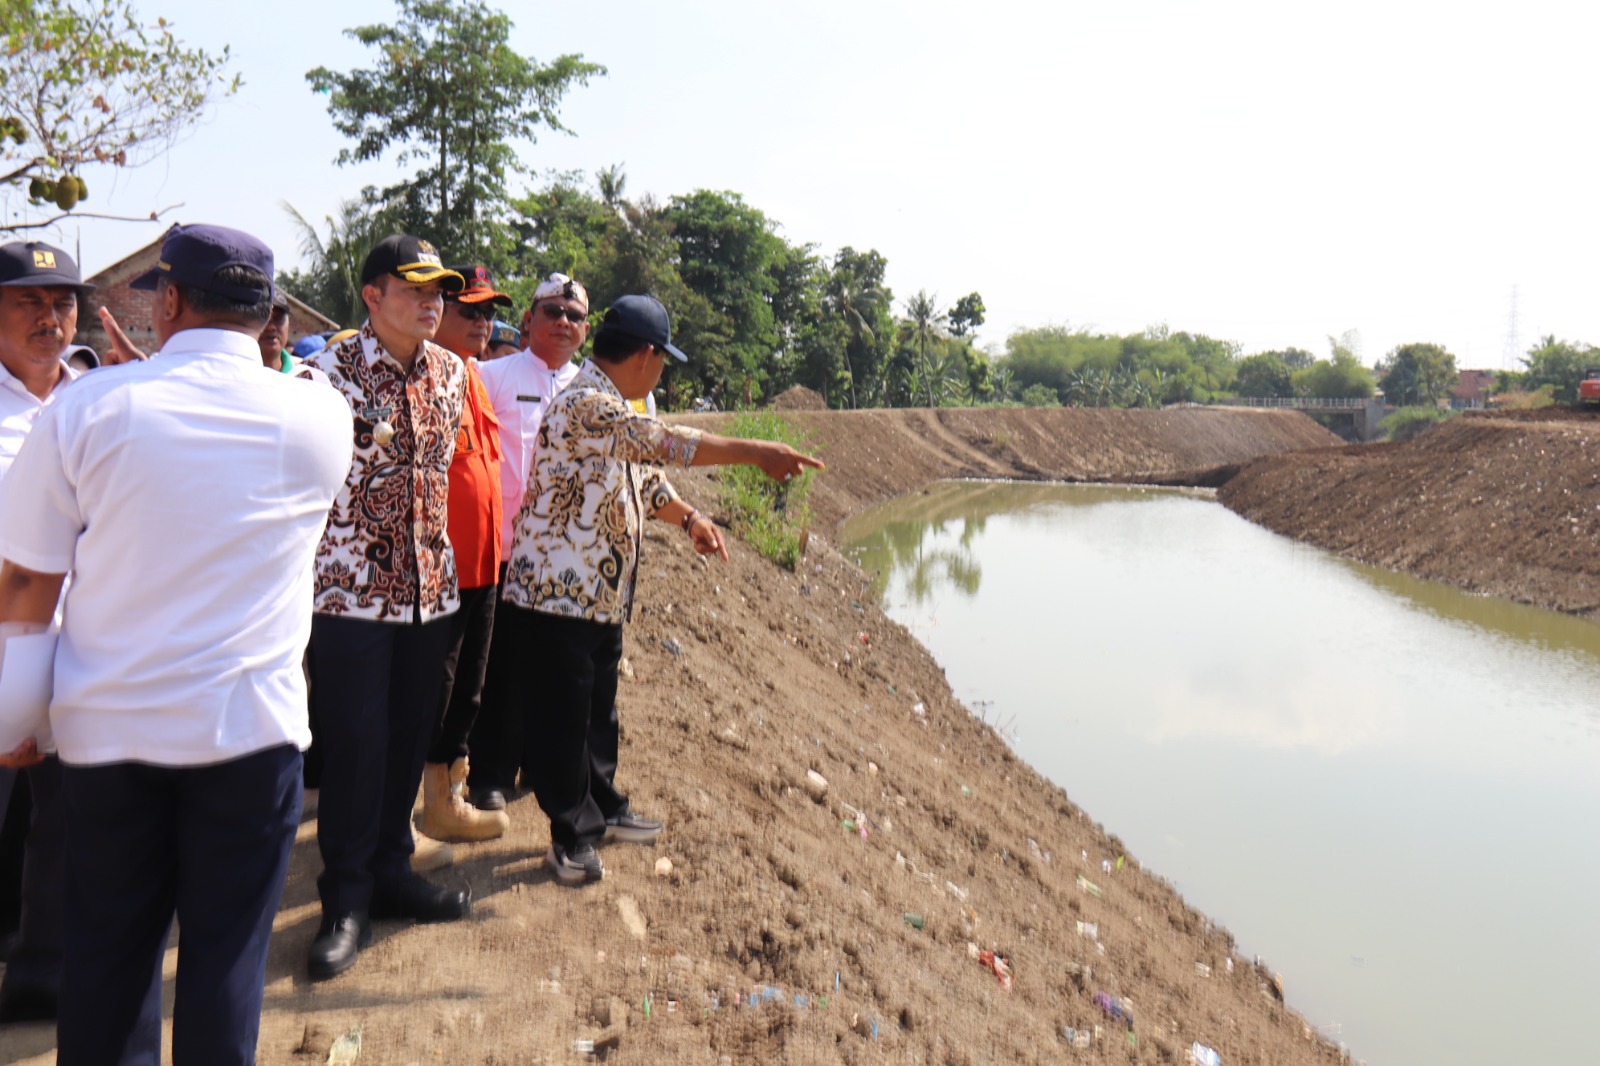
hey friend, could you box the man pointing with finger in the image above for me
[499,294,823,885]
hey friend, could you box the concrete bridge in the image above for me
[1221,396,1388,441]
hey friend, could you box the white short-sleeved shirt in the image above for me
[0,328,354,767]
[0,358,77,484]
[477,349,580,547]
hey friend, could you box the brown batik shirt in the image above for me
[307,323,466,623]
[503,360,701,625]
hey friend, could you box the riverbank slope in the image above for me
[1218,409,1600,619]
[3,407,1346,1066]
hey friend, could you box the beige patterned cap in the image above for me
[531,272,588,311]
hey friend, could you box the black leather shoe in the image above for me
[371,874,470,924]
[0,981,57,1024]
[472,787,507,812]
[308,912,370,981]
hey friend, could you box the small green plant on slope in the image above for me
[1382,405,1454,442]
[718,412,816,570]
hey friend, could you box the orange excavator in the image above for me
[1581,368,1600,406]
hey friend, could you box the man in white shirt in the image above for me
[0,224,352,1063]
[468,272,588,809]
[0,240,89,1025]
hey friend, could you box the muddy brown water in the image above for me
[842,480,1600,1066]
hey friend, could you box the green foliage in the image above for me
[999,325,1238,408]
[1519,335,1594,404]
[716,412,815,570]
[2,0,237,230]
[1377,342,1456,406]
[1017,383,1061,407]
[948,292,985,337]
[307,0,603,268]
[1291,349,1374,398]
[1382,405,1454,442]
[278,196,408,327]
[899,290,948,407]
[1233,353,1293,398]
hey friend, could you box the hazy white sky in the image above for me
[15,0,1600,369]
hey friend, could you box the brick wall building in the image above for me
[76,236,340,357]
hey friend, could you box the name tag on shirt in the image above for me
[516,395,542,404]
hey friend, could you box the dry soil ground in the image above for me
[4,406,1354,1066]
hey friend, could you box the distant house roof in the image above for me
[1451,369,1497,403]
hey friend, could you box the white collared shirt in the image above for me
[477,348,581,547]
[0,328,353,767]
[0,358,77,485]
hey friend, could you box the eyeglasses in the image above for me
[447,301,498,322]
[537,303,588,325]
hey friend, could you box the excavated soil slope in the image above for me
[1219,410,1600,619]
[4,408,1346,1066]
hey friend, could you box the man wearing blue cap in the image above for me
[500,294,824,884]
[0,223,353,1063]
[0,239,95,1025]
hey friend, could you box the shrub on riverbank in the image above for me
[717,412,815,569]
[1383,405,1454,441]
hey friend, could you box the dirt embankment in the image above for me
[1219,410,1600,619]
[5,407,1345,1066]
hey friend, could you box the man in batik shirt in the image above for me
[500,295,823,885]
[302,235,471,980]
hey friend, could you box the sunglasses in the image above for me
[447,301,498,322]
[537,303,588,325]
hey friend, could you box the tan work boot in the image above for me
[419,758,510,843]
[411,823,454,872]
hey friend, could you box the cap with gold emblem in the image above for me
[0,240,95,296]
[359,234,465,292]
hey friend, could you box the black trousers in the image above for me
[56,744,301,1066]
[428,583,497,765]
[498,605,627,850]
[0,755,64,998]
[309,613,451,915]
[468,577,521,794]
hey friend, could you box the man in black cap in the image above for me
[500,295,824,884]
[301,234,474,979]
[0,223,352,1062]
[0,240,94,1025]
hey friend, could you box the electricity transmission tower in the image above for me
[1502,285,1521,369]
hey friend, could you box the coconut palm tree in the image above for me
[902,290,948,408]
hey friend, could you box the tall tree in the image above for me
[2,0,237,232]
[824,247,892,408]
[1520,335,1593,404]
[1233,353,1293,398]
[1377,342,1457,406]
[948,292,985,337]
[901,290,948,407]
[307,0,603,266]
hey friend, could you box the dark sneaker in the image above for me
[546,842,604,885]
[603,807,663,844]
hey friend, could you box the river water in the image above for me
[840,480,1600,1066]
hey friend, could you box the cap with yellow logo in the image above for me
[0,240,94,296]
[359,234,465,292]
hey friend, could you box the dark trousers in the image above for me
[428,583,497,765]
[310,612,451,915]
[0,755,65,996]
[56,745,301,1066]
[468,579,521,794]
[500,605,627,850]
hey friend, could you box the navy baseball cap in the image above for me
[489,320,520,348]
[129,224,275,303]
[0,241,94,296]
[597,294,687,362]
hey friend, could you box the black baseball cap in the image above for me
[0,241,94,296]
[129,223,275,302]
[360,235,464,292]
[597,294,688,362]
